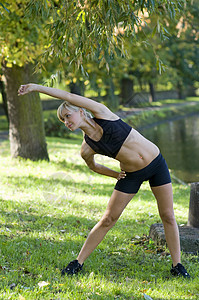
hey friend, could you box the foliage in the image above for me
[43,111,71,138]
[158,0,199,94]
[27,0,198,106]
[1,0,197,109]
[110,0,199,98]
[26,0,186,72]
[0,136,198,299]
[0,0,48,67]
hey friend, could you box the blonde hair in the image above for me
[57,100,92,123]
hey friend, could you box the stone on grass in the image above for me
[149,223,199,254]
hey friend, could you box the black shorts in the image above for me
[114,153,171,194]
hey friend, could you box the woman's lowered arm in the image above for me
[80,144,126,180]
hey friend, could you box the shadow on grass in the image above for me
[0,197,196,300]
[0,201,168,283]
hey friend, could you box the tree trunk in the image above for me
[120,78,134,104]
[177,82,184,100]
[2,63,49,161]
[149,81,156,102]
[186,84,197,97]
[188,182,199,228]
[69,80,84,96]
[0,77,9,121]
[105,77,118,110]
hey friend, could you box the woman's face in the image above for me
[61,107,82,131]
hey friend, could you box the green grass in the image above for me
[0,136,198,299]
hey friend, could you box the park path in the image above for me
[116,100,199,118]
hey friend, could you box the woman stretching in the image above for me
[18,83,190,278]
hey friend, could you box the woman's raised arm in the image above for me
[18,83,109,116]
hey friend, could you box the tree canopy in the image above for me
[0,0,197,160]
[0,0,48,67]
[26,0,186,72]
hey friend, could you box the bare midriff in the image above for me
[115,128,160,172]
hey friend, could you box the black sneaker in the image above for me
[61,260,83,276]
[170,263,190,278]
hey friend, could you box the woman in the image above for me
[18,83,190,278]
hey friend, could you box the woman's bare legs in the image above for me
[77,190,135,265]
[151,183,181,266]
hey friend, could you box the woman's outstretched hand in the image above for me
[18,83,35,96]
[117,170,126,180]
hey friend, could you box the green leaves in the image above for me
[0,0,48,66]
[0,2,10,14]
[0,0,190,75]
[23,0,186,71]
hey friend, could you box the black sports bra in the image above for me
[84,117,132,158]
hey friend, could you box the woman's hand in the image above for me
[117,170,126,180]
[18,83,36,96]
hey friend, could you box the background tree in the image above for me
[0,74,8,120]
[0,0,191,160]
[32,0,186,107]
[0,0,49,160]
[156,0,199,98]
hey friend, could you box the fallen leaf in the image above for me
[135,235,141,239]
[140,289,148,293]
[38,281,50,288]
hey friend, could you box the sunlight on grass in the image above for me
[0,137,198,299]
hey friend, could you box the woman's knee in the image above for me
[100,214,118,228]
[160,211,176,225]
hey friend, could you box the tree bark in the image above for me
[2,63,49,161]
[105,77,118,110]
[149,81,156,102]
[120,78,134,104]
[188,182,199,228]
[177,82,185,100]
[0,77,9,121]
[69,80,85,96]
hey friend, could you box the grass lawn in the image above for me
[0,135,198,300]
